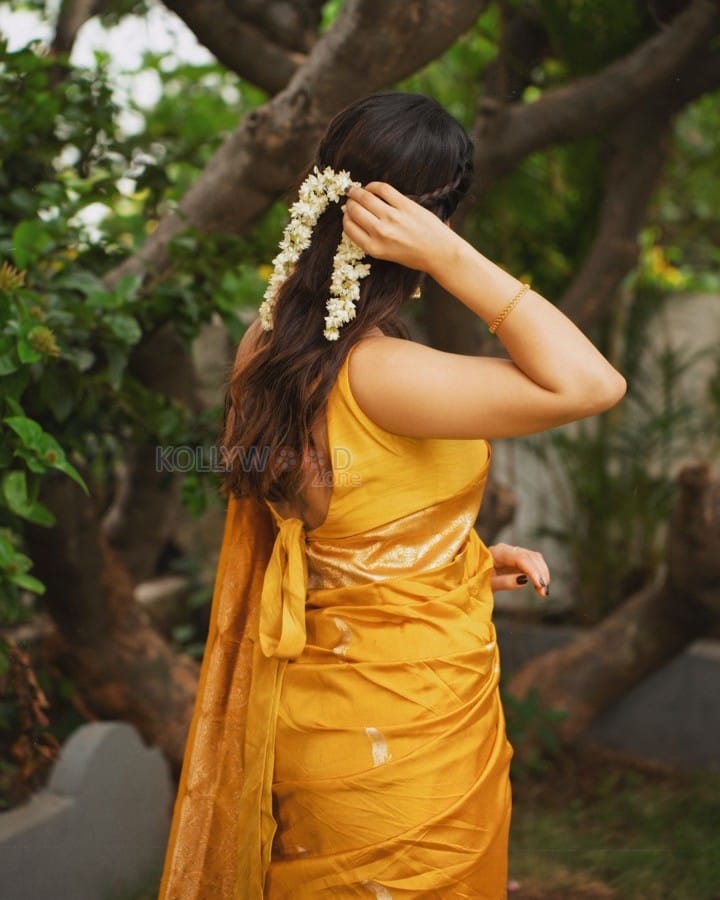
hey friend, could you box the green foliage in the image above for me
[538,0,649,75]
[0,43,166,618]
[524,287,716,621]
[511,764,720,898]
[320,0,344,32]
[400,7,501,127]
[123,52,264,204]
[503,688,567,777]
[652,93,720,291]
[0,36,281,651]
[467,138,603,299]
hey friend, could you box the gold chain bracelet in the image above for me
[488,283,530,334]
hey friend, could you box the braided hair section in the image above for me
[411,145,474,221]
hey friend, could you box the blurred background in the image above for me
[1,1,719,898]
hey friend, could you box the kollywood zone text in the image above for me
[155,444,360,487]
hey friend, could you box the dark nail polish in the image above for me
[516,575,528,585]
[545,585,550,596]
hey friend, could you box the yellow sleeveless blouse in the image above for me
[159,347,513,900]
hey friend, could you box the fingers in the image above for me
[342,185,406,262]
[342,181,440,270]
[491,544,551,597]
[490,573,531,593]
[350,181,410,210]
[345,188,392,221]
[344,194,385,235]
[341,214,371,254]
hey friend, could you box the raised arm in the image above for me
[342,182,626,440]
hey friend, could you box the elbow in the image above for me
[586,369,627,415]
[604,369,627,409]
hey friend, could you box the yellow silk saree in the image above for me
[160,350,513,899]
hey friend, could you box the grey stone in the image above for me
[0,722,172,900]
[497,620,720,769]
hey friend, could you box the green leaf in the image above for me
[0,535,17,567]
[105,314,142,345]
[3,417,88,493]
[0,352,18,376]
[105,342,128,389]
[3,416,45,452]
[113,273,143,303]
[54,271,106,296]
[16,338,42,364]
[4,398,24,418]
[48,456,88,494]
[67,348,96,372]
[2,470,28,511]
[1,470,55,526]
[11,220,53,269]
[8,571,45,594]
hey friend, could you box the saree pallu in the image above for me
[159,345,513,899]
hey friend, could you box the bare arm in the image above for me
[343,182,626,440]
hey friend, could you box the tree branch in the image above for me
[50,0,100,57]
[225,0,325,52]
[507,465,719,744]
[160,0,302,95]
[429,1,720,356]
[561,49,720,331]
[105,0,489,288]
[422,4,549,354]
[559,110,673,331]
[471,0,720,196]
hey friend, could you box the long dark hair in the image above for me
[223,92,473,502]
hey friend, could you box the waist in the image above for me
[306,496,480,591]
[301,532,496,662]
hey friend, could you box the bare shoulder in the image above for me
[350,335,451,387]
[347,333,605,441]
[348,335,482,439]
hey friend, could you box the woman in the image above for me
[160,93,625,899]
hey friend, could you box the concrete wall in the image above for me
[490,291,720,612]
[0,722,172,900]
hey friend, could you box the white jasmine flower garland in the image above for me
[258,166,371,341]
[324,235,372,340]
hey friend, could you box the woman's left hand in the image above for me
[488,542,550,597]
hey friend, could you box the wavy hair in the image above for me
[223,92,474,502]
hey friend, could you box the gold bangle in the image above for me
[488,283,530,334]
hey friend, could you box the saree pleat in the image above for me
[160,345,513,899]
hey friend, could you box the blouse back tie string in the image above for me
[259,516,308,660]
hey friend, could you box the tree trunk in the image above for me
[27,477,198,775]
[507,464,719,745]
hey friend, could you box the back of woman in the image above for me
[159,92,625,899]
[269,346,508,896]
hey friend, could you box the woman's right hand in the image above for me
[342,182,456,275]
